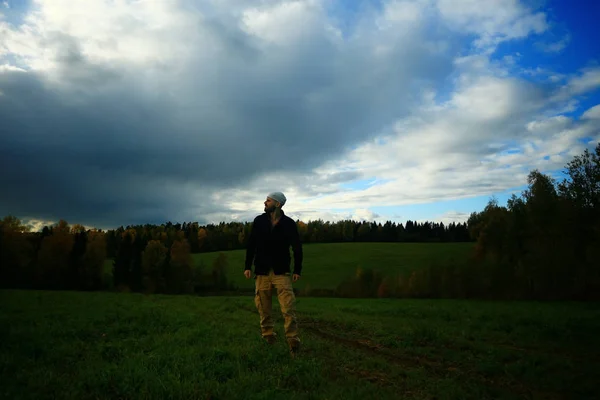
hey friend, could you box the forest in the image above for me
[1,143,599,301]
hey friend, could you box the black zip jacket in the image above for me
[244,211,303,276]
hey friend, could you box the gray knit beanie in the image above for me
[267,191,287,206]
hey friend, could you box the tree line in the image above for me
[101,217,471,259]
[330,144,600,301]
[1,143,598,300]
[0,219,228,295]
[0,215,470,294]
[0,220,107,291]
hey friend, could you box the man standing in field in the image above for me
[244,191,303,356]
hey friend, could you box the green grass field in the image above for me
[2,289,598,399]
[195,242,474,291]
[102,242,473,291]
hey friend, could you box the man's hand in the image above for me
[244,270,252,279]
[293,274,300,282]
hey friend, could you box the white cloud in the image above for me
[436,0,548,50]
[0,0,597,228]
[566,68,600,96]
[522,66,566,83]
[380,0,427,26]
[2,2,8,9]
[449,75,540,120]
[526,115,572,133]
[0,63,26,72]
[417,211,471,225]
[582,104,600,120]
[241,1,331,45]
[536,34,571,53]
[245,68,600,219]
[21,217,56,232]
[551,67,600,103]
[0,0,202,79]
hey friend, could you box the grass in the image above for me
[2,289,598,399]
[194,242,474,291]
[103,242,474,291]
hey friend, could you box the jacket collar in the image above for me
[263,209,285,219]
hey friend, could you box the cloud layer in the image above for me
[1,0,599,229]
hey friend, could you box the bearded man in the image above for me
[244,191,303,356]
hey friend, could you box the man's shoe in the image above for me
[263,335,277,345]
[288,338,301,356]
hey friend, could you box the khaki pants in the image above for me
[254,271,299,342]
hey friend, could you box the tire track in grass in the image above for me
[295,313,593,399]
[302,317,568,399]
[239,304,447,371]
[302,319,444,370]
[236,304,411,390]
[299,312,596,365]
[240,304,453,391]
[239,305,564,399]
[300,328,411,393]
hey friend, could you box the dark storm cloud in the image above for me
[0,5,459,228]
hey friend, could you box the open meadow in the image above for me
[1,289,598,400]
[103,242,475,292]
[196,242,474,291]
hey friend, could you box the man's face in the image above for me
[264,197,279,213]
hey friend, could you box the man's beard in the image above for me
[265,205,276,214]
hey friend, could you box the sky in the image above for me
[1,0,599,232]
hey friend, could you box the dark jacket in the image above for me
[244,210,303,276]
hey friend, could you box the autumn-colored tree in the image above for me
[0,216,34,288]
[341,220,355,242]
[159,231,168,243]
[356,222,371,241]
[113,231,134,291]
[129,229,147,292]
[141,240,168,294]
[1,215,29,233]
[35,219,74,289]
[168,239,193,294]
[337,267,383,298]
[470,198,512,262]
[296,221,308,242]
[80,230,107,290]
[237,229,245,246]
[460,145,600,300]
[197,228,207,250]
[211,252,229,290]
[71,224,86,234]
[67,225,89,289]
[377,280,389,298]
[122,228,137,242]
[103,217,472,257]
